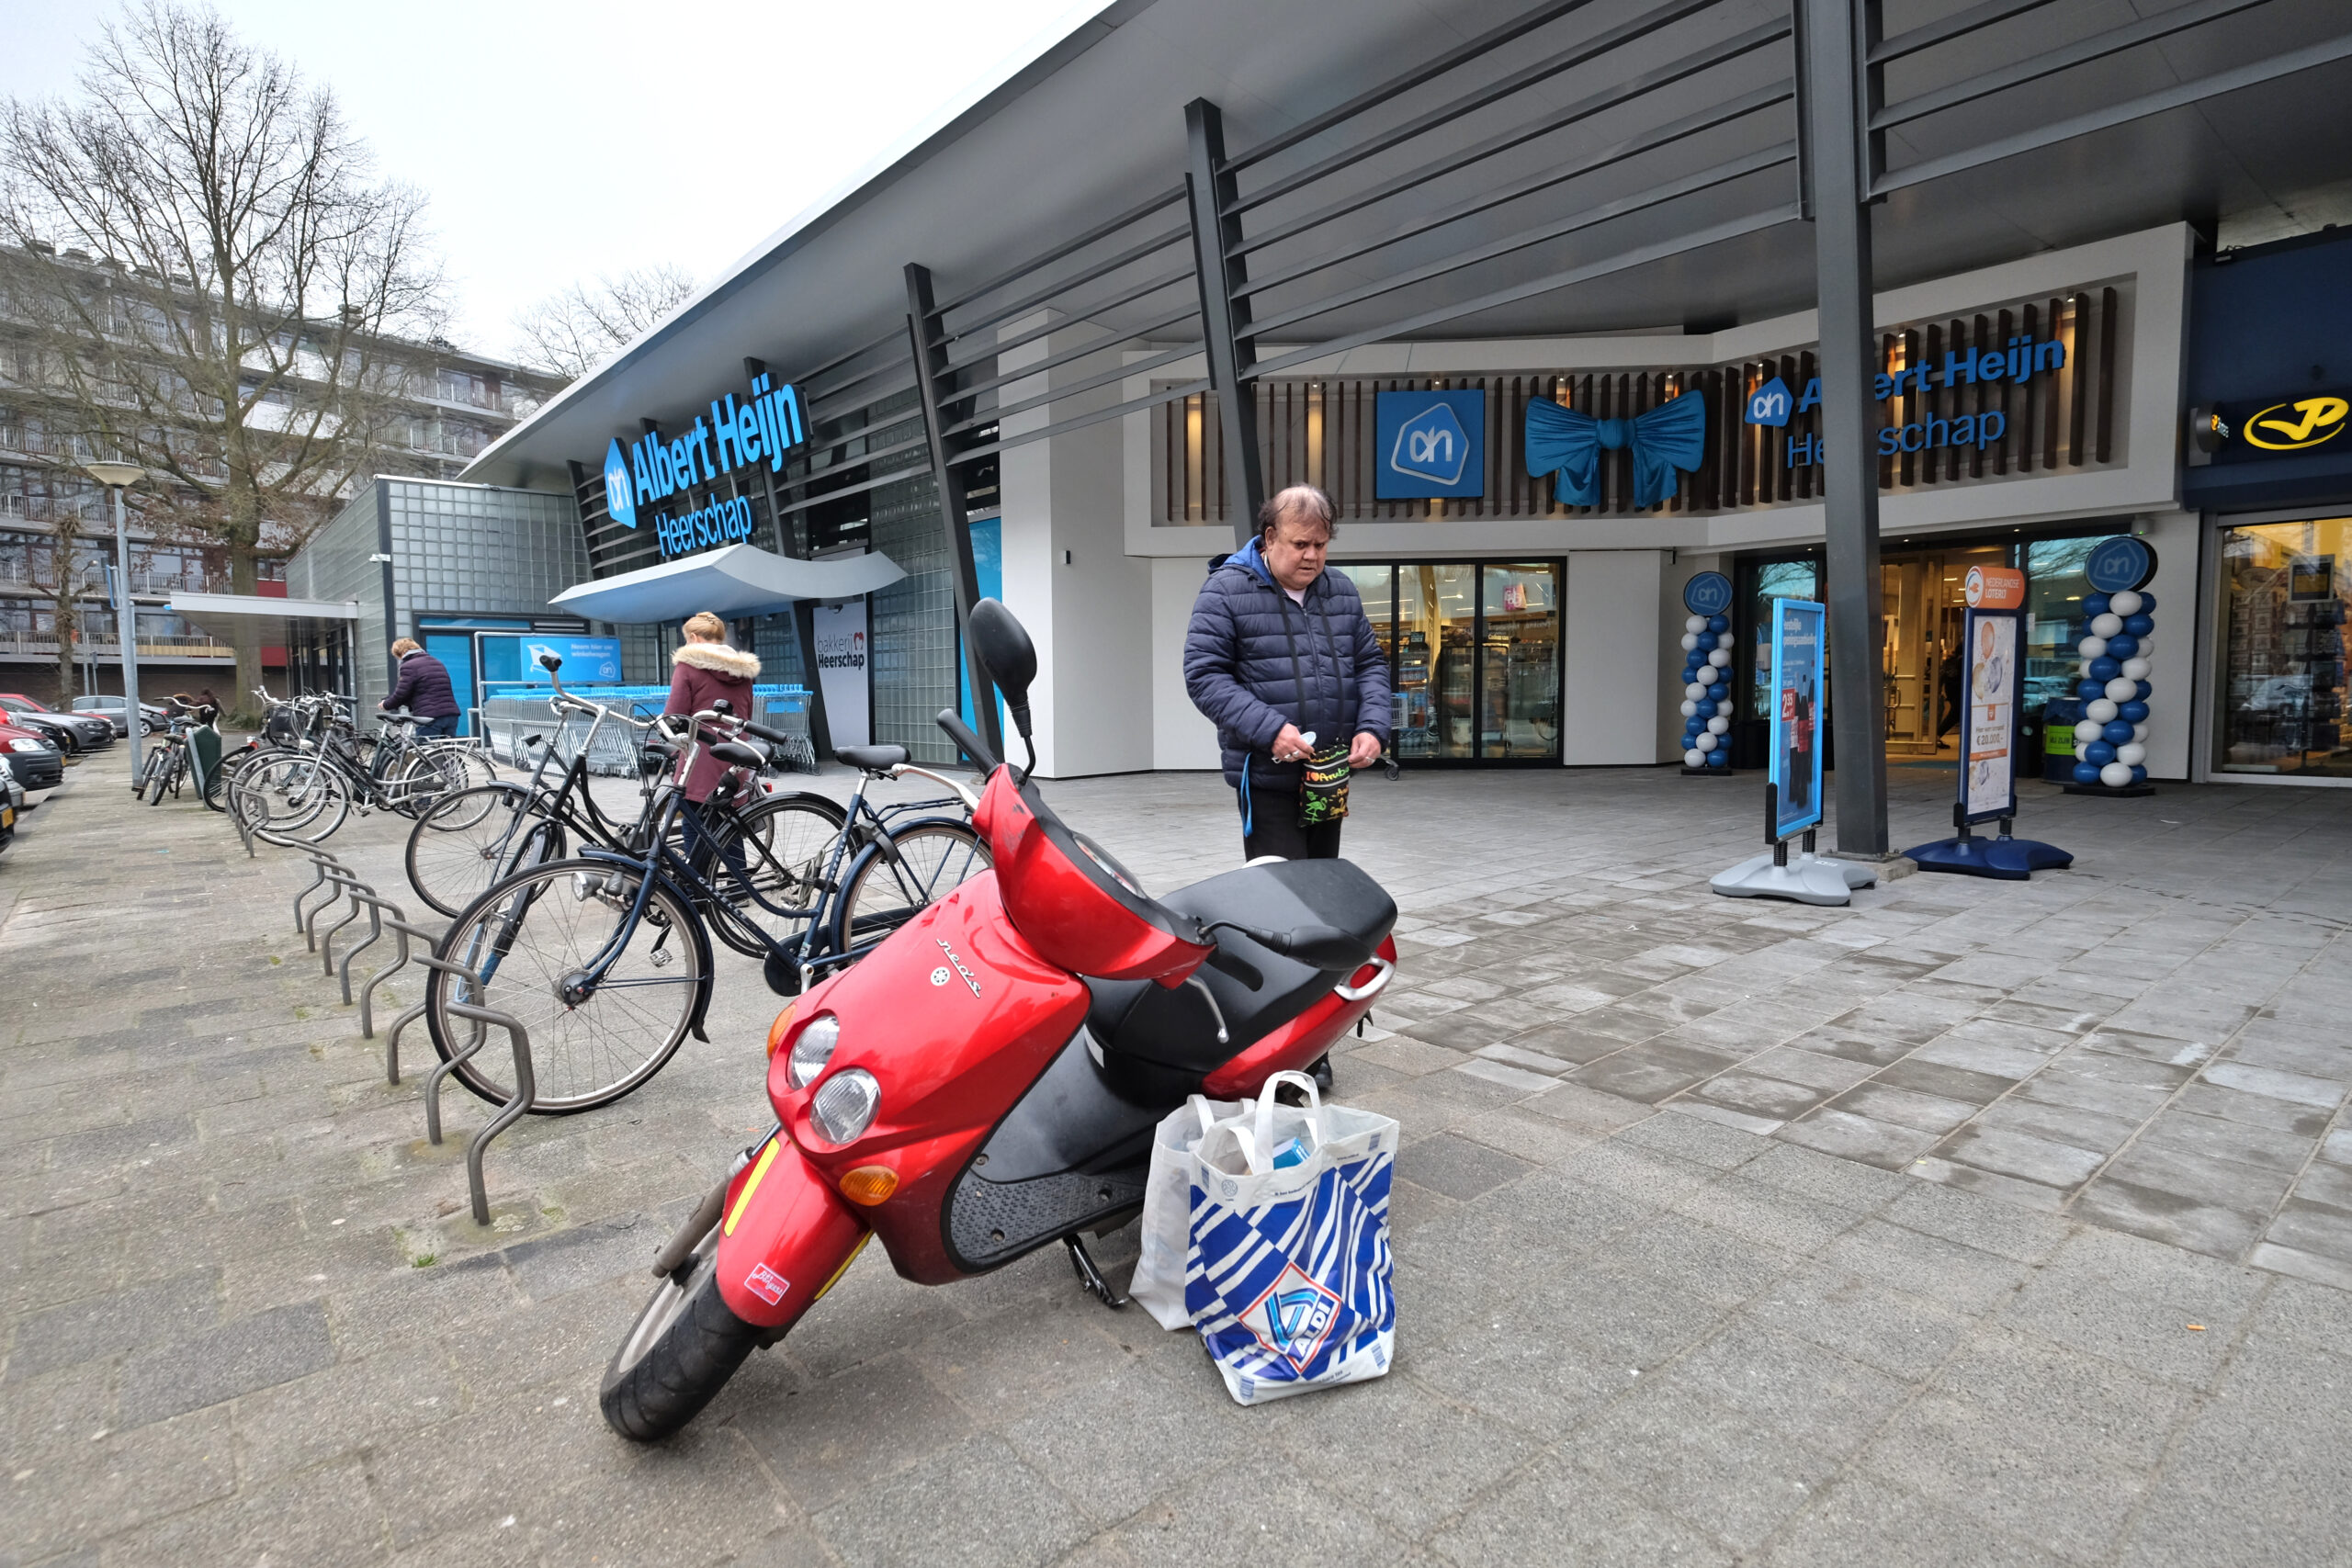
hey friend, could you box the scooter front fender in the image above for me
[711,1133,870,1328]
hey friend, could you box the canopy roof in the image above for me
[548,545,905,625]
[164,591,360,646]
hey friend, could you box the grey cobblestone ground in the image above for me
[2,748,2347,1565]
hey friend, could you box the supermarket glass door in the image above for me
[1384,561,1560,762]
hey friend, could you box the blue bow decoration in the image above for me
[1525,390,1707,510]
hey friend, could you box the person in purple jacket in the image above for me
[379,638,461,738]
[1182,484,1389,860]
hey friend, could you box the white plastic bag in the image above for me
[1131,1094,1243,1330]
[1185,1071,1397,1405]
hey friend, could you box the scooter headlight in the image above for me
[786,1014,841,1089]
[808,1068,880,1145]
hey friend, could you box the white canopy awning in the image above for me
[165,591,361,645]
[548,544,904,625]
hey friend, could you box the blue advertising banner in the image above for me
[506,635,623,685]
[1768,600,1826,840]
[1374,390,1487,499]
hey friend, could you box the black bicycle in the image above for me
[420,659,989,1111]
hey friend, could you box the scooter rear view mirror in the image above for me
[967,599,1035,723]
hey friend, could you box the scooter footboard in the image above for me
[712,1134,869,1328]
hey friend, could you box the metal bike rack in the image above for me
[438,999,536,1227]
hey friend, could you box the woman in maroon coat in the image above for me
[662,614,760,872]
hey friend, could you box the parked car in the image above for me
[0,721,63,791]
[0,756,22,852]
[0,696,112,753]
[69,694,171,737]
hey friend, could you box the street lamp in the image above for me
[83,460,144,784]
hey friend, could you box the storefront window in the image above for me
[2220,517,2351,778]
[1481,565,1559,758]
[1745,558,1818,719]
[1353,560,1561,762]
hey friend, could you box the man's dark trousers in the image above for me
[1240,791,1342,860]
[418,715,460,740]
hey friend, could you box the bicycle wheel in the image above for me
[388,745,467,819]
[232,753,351,842]
[148,749,177,806]
[134,749,164,801]
[698,794,847,959]
[425,858,707,1112]
[405,784,564,918]
[832,818,992,957]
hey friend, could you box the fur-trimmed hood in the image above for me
[672,642,761,680]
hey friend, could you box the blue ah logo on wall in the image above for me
[1746,376,1792,427]
[602,439,637,530]
[1374,389,1486,499]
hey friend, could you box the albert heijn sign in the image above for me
[1747,328,2068,468]
[601,370,809,559]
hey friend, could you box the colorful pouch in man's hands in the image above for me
[1297,740,1351,827]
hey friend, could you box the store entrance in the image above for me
[1879,544,2009,758]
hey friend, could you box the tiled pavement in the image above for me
[2,748,2348,1566]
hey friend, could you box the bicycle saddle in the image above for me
[836,743,909,773]
[707,739,767,770]
[381,707,415,721]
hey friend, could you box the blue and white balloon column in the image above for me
[1679,612,1736,770]
[2068,587,2154,787]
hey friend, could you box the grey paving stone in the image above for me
[2262,1197,2352,1266]
[1690,1070,1834,1122]
[1396,1132,1536,1202]
[1114,1453,1414,1563]
[1750,1263,1971,1381]
[2098,1141,2297,1214]
[1273,1367,1544,1539]
[1429,1453,1735,1568]
[1569,1042,1747,1102]
[1872,1057,2017,1107]
[4,1269,218,1382]
[1878,1182,2073,1264]
[2200,1060,2346,1110]
[1833,1081,1982,1134]
[1758,1472,2069,1567]
[1970,1096,2142,1156]
[812,1433,1092,1568]
[1998,1229,2267,1385]
[1777,1108,1942,1169]
[2113,1337,2352,1568]
[1932,1126,2106,1190]
[1567,1373,1842,1551]
[117,1298,335,1428]
[1667,1321,1909,1459]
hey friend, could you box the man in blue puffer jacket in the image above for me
[1183,484,1390,860]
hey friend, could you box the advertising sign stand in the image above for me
[1713,599,1875,906]
[1905,567,2073,879]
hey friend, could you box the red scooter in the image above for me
[601,600,1399,1439]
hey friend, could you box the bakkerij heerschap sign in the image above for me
[600,371,808,559]
[1747,332,2069,465]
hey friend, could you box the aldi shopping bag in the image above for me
[1184,1071,1396,1405]
[1131,1095,1244,1330]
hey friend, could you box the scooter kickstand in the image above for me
[1064,1235,1127,1310]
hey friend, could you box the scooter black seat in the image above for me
[1086,858,1396,1086]
[836,743,908,773]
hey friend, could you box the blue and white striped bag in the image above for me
[1183,1071,1396,1405]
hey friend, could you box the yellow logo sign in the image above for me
[2245,396,2349,451]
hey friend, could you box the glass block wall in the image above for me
[869,470,957,765]
[288,484,391,712]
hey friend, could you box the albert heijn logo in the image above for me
[1746,375,1793,427]
[1373,389,1487,500]
[1240,1260,1343,1373]
[602,439,638,529]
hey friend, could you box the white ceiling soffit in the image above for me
[165,592,361,645]
[465,0,2352,491]
[548,545,906,626]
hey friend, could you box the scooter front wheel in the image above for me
[600,1240,763,1442]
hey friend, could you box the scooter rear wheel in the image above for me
[600,1242,763,1442]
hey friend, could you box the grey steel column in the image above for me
[1183,98,1266,549]
[110,483,143,779]
[1800,0,1890,856]
[903,262,1005,763]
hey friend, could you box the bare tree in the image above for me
[0,1,447,710]
[27,507,97,705]
[513,265,695,382]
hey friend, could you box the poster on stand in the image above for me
[1962,607,2021,821]
[1768,599,1825,840]
[811,599,870,748]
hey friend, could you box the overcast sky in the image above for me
[0,0,1100,361]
